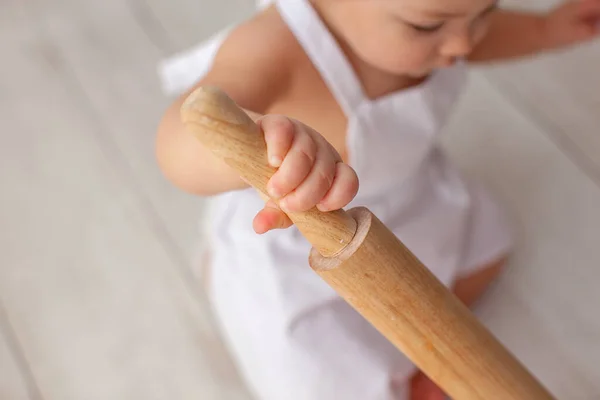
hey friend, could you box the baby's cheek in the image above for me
[356,41,401,71]
[395,43,435,73]
[377,41,424,72]
[353,31,433,76]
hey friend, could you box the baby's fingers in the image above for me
[578,0,600,20]
[279,146,336,212]
[260,115,294,168]
[253,201,293,234]
[317,162,359,212]
[266,122,317,199]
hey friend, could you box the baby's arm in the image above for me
[467,10,547,62]
[156,9,359,233]
[469,1,600,63]
[156,11,290,196]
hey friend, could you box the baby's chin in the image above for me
[405,67,436,79]
[411,59,458,76]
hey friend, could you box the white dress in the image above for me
[158,1,514,399]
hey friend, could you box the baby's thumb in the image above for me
[577,0,600,25]
[253,200,293,234]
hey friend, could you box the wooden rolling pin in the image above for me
[180,86,555,400]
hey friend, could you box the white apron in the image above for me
[158,1,514,399]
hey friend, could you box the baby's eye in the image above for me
[409,22,444,33]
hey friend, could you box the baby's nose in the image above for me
[439,57,457,68]
[440,32,474,58]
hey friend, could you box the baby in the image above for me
[156,0,600,399]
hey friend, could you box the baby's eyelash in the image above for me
[410,22,444,33]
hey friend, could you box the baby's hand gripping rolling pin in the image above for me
[180,86,555,400]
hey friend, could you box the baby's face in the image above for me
[322,0,498,76]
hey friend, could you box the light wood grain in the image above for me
[181,86,555,399]
[181,86,358,257]
[312,209,554,399]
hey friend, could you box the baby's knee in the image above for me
[409,370,446,400]
[453,254,509,307]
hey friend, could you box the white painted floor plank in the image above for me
[0,8,251,400]
[0,319,31,400]
[142,0,255,50]
[480,31,600,180]
[443,71,600,397]
[475,288,597,400]
[23,0,237,263]
[0,73,251,400]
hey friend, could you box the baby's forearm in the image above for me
[156,8,296,197]
[468,10,549,63]
[156,94,253,196]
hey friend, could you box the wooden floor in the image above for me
[1,0,599,399]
